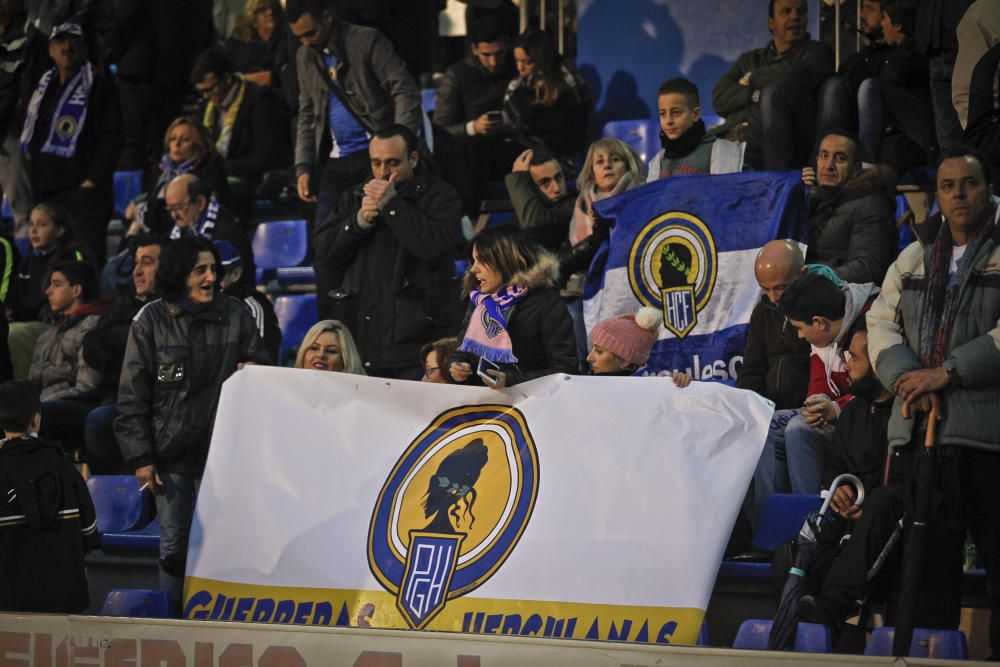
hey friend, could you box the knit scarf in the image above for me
[458,285,529,364]
[20,62,93,158]
[154,154,201,197]
[918,208,997,367]
[169,197,221,240]
[660,119,706,158]
[202,75,246,158]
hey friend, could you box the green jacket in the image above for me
[868,209,1000,452]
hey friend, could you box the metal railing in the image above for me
[519,0,573,55]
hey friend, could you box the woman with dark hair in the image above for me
[420,337,458,384]
[502,29,589,164]
[116,235,268,612]
[125,117,231,238]
[449,225,577,387]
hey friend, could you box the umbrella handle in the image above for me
[818,473,866,516]
[925,405,939,449]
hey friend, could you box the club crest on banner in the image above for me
[368,405,540,629]
[627,212,717,338]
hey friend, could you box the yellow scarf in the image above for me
[203,74,246,158]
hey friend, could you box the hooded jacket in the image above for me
[115,293,269,475]
[452,253,578,387]
[806,166,898,286]
[28,301,108,401]
[736,294,812,410]
[0,435,97,612]
[868,207,1000,453]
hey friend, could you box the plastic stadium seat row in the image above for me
[252,219,311,286]
[733,619,832,653]
[86,475,148,534]
[101,589,171,618]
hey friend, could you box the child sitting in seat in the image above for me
[0,380,97,612]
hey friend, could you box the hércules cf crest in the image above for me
[368,405,540,629]
[628,212,717,338]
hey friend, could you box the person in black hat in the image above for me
[215,239,281,363]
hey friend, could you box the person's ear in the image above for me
[409,150,419,170]
[29,412,41,433]
[197,194,208,210]
[231,265,243,283]
[70,283,82,302]
[692,106,702,122]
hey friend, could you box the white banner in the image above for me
[185,368,773,645]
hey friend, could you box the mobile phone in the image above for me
[477,357,500,385]
[486,110,502,123]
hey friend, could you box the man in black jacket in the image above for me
[712,0,833,169]
[801,131,898,285]
[20,22,122,263]
[314,124,462,377]
[215,239,281,364]
[736,240,811,410]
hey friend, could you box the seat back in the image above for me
[252,219,310,270]
[751,493,823,551]
[101,589,172,618]
[273,293,319,366]
[86,475,146,533]
[733,619,831,653]
[601,119,660,164]
[112,171,144,218]
[865,627,968,659]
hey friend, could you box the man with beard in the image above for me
[801,130,898,285]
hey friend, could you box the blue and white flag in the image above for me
[585,171,808,381]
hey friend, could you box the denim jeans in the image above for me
[929,54,964,153]
[857,78,884,163]
[752,409,829,528]
[155,472,201,613]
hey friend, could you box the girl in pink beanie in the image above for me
[586,306,692,386]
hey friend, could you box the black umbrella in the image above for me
[768,473,866,651]
[892,404,940,656]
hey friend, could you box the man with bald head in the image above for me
[737,240,811,409]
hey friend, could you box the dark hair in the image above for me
[528,145,558,167]
[514,29,561,104]
[769,0,806,18]
[881,0,917,37]
[0,380,41,434]
[778,273,846,322]
[657,77,700,108]
[157,236,219,302]
[373,124,419,155]
[820,128,862,166]
[135,233,167,252]
[31,201,73,240]
[191,48,234,85]
[285,0,331,23]
[48,260,98,303]
[463,225,549,292]
[469,15,503,44]
[420,337,459,381]
[935,146,994,193]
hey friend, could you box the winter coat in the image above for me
[434,52,515,139]
[504,171,576,252]
[314,168,462,373]
[7,241,89,322]
[502,62,589,161]
[199,79,292,183]
[712,38,833,136]
[822,395,892,493]
[0,435,97,613]
[28,305,105,401]
[115,293,269,475]
[868,208,1000,453]
[81,292,150,398]
[294,21,421,176]
[452,254,578,387]
[806,167,898,286]
[646,136,745,181]
[964,42,1000,171]
[736,295,811,410]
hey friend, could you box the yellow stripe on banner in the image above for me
[183,577,704,645]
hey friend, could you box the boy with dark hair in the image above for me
[750,272,880,524]
[504,145,577,251]
[647,77,744,180]
[0,380,97,612]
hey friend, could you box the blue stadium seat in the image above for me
[865,627,968,659]
[274,266,316,284]
[252,219,310,284]
[273,293,318,366]
[422,88,436,113]
[112,170,144,218]
[751,493,823,552]
[101,589,172,618]
[732,619,831,653]
[101,517,160,553]
[601,119,660,164]
[86,476,147,534]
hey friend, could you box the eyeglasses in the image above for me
[165,200,193,214]
[423,366,441,377]
[195,79,221,99]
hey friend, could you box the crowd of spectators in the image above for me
[0,0,998,658]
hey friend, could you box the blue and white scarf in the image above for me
[20,62,93,158]
[169,197,221,240]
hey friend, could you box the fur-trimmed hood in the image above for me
[506,252,560,290]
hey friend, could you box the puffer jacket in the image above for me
[28,303,106,401]
[806,167,898,286]
[452,253,578,387]
[115,293,269,475]
[294,21,421,176]
[735,294,811,410]
[314,168,462,373]
[868,208,1000,452]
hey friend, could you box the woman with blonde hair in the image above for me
[226,0,291,95]
[295,320,367,375]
